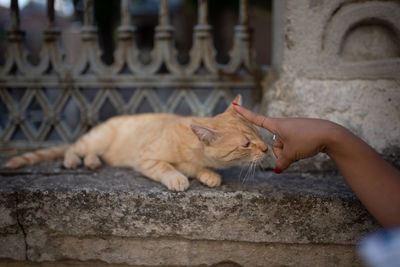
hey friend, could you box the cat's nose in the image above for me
[261,144,268,153]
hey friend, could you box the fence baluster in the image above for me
[30,0,65,76]
[47,0,55,29]
[10,0,20,30]
[84,0,93,27]
[186,0,217,75]
[198,0,208,25]
[159,0,169,27]
[121,0,131,26]
[114,0,140,75]
[224,0,255,73]
[73,0,107,75]
[0,0,30,76]
[143,0,181,75]
[239,0,249,25]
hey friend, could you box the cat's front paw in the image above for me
[163,176,190,192]
[63,152,82,169]
[198,172,221,187]
[84,154,102,170]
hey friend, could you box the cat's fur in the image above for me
[5,95,267,191]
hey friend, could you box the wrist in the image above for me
[323,122,353,159]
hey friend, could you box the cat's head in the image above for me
[191,95,267,168]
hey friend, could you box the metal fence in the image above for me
[0,0,261,148]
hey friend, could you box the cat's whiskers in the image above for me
[241,158,258,184]
[239,164,246,181]
[240,163,251,184]
[241,154,266,184]
[239,162,250,184]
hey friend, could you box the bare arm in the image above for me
[233,104,400,227]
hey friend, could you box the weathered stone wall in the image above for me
[262,0,400,170]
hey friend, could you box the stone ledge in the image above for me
[0,239,362,267]
[0,159,379,266]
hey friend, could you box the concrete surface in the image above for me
[0,157,379,266]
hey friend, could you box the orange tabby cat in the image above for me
[5,95,267,191]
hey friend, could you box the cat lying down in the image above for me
[5,95,267,191]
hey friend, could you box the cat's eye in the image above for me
[242,141,251,148]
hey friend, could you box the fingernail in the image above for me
[274,168,282,174]
[231,102,239,106]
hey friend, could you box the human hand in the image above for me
[232,103,342,173]
[233,104,400,227]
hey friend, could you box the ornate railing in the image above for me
[0,0,260,148]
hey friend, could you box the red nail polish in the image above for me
[231,102,239,106]
[274,168,282,174]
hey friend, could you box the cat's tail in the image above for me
[5,145,70,169]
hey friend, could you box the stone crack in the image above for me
[14,192,28,261]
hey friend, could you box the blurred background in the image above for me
[0,0,272,68]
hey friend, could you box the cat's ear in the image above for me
[190,124,219,146]
[225,94,242,114]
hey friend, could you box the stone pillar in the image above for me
[263,0,400,170]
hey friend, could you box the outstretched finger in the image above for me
[232,104,275,132]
